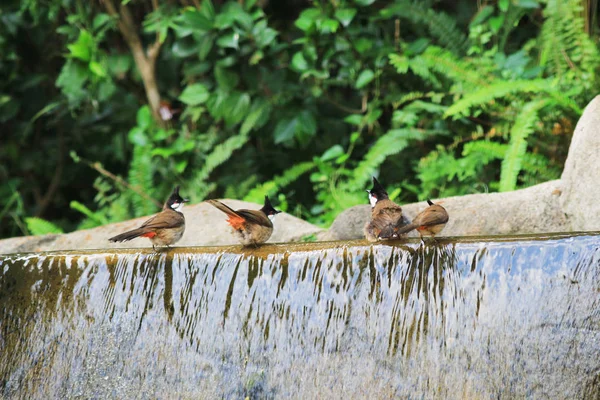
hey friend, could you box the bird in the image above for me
[363,177,410,242]
[206,195,281,247]
[395,199,449,240]
[108,186,189,250]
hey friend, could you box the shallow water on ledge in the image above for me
[1,235,599,399]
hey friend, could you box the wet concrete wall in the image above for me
[1,235,599,399]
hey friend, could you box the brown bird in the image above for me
[363,177,409,242]
[395,199,449,240]
[108,186,188,250]
[206,196,281,246]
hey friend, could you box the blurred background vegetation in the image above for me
[0,0,598,238]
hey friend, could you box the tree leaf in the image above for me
[223,92,251,125]
[291,52,309,72]
[179,83,210,105]
[334,8,357,27]
[67,30,93,62]
[179,10,213,32]
[321,145,344,161]
[274,117,297,144]
[88,61,106,77]
[216,32,240,49]
[295,8,320,32]
[356,69,375,89]
[214,66,240,91]
[241,99,271,135]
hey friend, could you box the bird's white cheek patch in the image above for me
[268,214,276,221]
[369,194,378,208]
[172,202,184,212]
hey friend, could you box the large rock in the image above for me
[559,96,600,231]
[0,200,323,255]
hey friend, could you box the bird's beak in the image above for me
[183,198,190,203]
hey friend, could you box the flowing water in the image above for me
[1,234,599,399]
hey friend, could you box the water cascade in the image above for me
[1,234,599,398]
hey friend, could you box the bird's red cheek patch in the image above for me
[227,215,246,230]
[142,232,157,238]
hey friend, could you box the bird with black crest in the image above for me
[108,186,189,250]
[364,177,410,242]
[206,195,281,247]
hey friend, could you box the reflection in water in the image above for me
[1,236,599,399]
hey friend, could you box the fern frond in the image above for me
[388,54,409,74]
[381,1,469,54]
[521,152,561,182]
[387,91,441,108]
[244,161,315,203]
[70,201,109,226]
[499,100,547,192]
[402,54,443,88]
[224,175,258,199]
[127,145,155,216]
[419,46,489,89]
[193,133,251,199]
[540,0,600,90]
[25,217,64,235]
[445,79,561,118]
[349,128,438,190]
[462,140,507,160]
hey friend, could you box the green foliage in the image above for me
[540,0,600,89]
[192,132,251,200]
[499,100,548,192]
[244,162,315,204]
[25,217,64,236]
[1,0,598,238]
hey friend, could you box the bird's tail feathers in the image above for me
[393,223,419,236]
[108,228,150,243]
[206,199,240,218]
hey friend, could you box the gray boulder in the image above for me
[559,96,600,231]
[0,200,322,254]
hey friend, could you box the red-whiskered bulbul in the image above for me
[108,186,189,250]
[206,196,281,246]
[395,199,449,240]
[363,177,409,242]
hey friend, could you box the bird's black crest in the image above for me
[261,195,281,216]
[368,176,389,200]
[165,186,189,209]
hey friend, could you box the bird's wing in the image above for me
[236,209,273,228]
[416,206,449,226]
[371,201,403,230]
[140,210,184,229]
